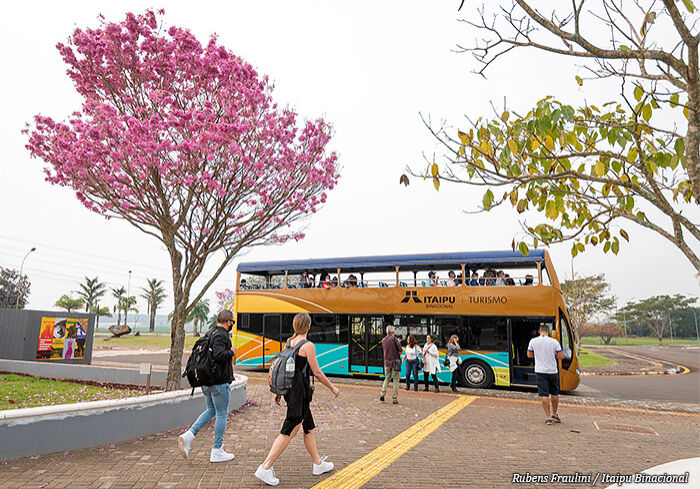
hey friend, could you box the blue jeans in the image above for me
[189,383,230,449]
[405,359,420,390]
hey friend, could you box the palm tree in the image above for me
[119,296,138,327]
[111,286,126,325]
[187,299,210,337]
[92,305,111,331]
[140,279,167,332]
[207,313,218,330]
[76,276,106,312]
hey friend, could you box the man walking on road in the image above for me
[178,310,238,462]
[527,324,564,425]
[380,325,402,405]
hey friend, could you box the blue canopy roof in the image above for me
[237,250,545,273]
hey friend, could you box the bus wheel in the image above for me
[461,360,493,389]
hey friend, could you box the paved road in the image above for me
[580,346,700,404]
[92,345,700,404]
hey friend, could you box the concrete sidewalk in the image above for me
[1,376,698,489]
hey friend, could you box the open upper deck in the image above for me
[237,250,546,273]
[236,250,560,290]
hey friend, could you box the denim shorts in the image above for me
[535,373,560,397]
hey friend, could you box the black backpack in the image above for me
[182,329,219,394]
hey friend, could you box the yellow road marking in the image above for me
[311,395,477,489]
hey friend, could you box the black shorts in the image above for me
[535,373,560,397]
[280,402,315,436]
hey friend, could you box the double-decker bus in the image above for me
[232,250,580,391]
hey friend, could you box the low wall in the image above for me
[0,360,247,460]
[0,359,168,388]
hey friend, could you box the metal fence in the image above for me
[0,308,94,364]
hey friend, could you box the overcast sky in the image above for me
[0,1,698,314]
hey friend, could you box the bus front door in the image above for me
[262,314,282,367]
[349,316,384,375]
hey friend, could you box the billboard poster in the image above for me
[36,317,88,360]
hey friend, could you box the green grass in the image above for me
[580,336,699,346]
[98,335,199,348]
[577,348,614,368]
[0,374,146,411]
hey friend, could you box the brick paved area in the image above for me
[0,376,698,489]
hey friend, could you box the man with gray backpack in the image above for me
[255,313,340,486]
[178,310,237,463]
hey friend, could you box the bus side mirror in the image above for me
[551,330,560,342]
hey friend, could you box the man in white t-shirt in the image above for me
[527,324,564,425]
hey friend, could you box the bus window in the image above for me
[541,267,552,286]
[465,317,508,350]
[308,314,349,343]
[433,316,460,347]
[241,313,263,336]
[558,310,574,368]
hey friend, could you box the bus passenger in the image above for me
[427,271,438,287]
[495,270,506,286]
[505,274,516,286]
[404,335,422,391]
[255,313,340,486]
[320,273,333,289]
[524,274,534,286]
[447,334,462,393]
[422,335,440,392]
[456,273,463,286]
[469,272,480,286]
[240,279,249,290]
[446,271,457,287]
[483,266,496,286]
[302,270,313,289]
[343,274,358,288]
[331,276,338,288]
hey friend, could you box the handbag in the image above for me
[443,356,450,367]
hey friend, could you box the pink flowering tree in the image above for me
[25,10,340,390]
[215,288,236,311]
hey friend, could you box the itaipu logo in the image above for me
[401,290,455,309]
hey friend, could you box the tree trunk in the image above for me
[149,310,155,332]
[193,318,199,337]
[686,43,700,201]
[166,298,186,391]
[117,310,122,325]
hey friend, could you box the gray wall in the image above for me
[0,308,94,364]
[0,379,248,460]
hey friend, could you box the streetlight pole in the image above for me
[125,270,132,328]
[15,247,36,309]
[669,313,674,345]
[694,309,699,343]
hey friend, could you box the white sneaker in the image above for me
[255,464,280,486]
[312,456,334,475]
[178,431,194,459]
[210,447,235,463]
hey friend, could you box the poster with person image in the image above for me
[62,338,75,360]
